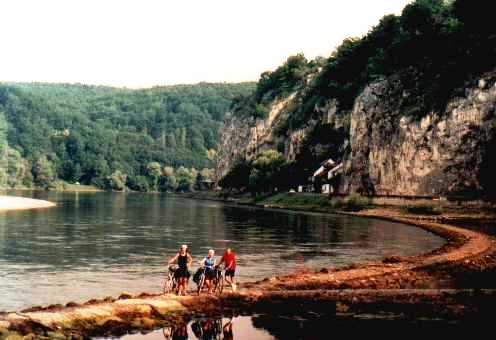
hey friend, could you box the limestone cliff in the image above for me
[218,70,496,199]
[216,94,348,182]
[341,71,496,198]
[216,96,292,180]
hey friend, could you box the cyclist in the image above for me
[199,249,216,294]
[217,248,237,291]
[168,244,192,295]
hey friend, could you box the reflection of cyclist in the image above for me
[191,319,223,340]
[223,319,234,340]
[162,323,188,340]
[199,249,216,294]
[218,248,237,291]
[172,324,188,340]
[168,245,193,295]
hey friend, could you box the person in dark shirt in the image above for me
[168,244,192,295]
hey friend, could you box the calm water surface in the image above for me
[0,191,444,311]
[98,314,489,340]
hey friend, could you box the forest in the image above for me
[0,82,254,191]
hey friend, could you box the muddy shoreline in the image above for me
[1,205,496,339]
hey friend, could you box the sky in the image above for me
[0,0,412,88]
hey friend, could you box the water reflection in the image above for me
[0,192,444,311]
[101,312,489,339]
[104,317,273,340]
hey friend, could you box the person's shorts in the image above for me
[205,268,216,280]
[225,269,235,277]
[174,267,191,279]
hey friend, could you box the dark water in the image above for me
[98,313,490,340]
[0,192,444,311]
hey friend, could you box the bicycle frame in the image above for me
[163,266,179,294]
[197,267,224,295]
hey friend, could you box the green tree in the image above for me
[107,170,127,191]
[145,161,162,191]
[32,156,55,189]
[0,112,8,187]
[249,150,287,193]
[160,166,178,192]
[176,166,195,192]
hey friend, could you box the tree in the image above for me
[107,170,127,191]
[176,166,195,192]
[32,156,55,189]
[453,0,494,36]
[219,160,251,191]
[249,150,287,194]
[145,162,162,191]
[160,166,178,192]
[0,112,8,187]
[196,167,214,190]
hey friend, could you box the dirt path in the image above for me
[1,208,496,339]
[245,209,496,291]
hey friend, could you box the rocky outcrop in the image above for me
[216,94,301,180]
[217,67,495,198]
[341,71,496,198]
[216,95,348,181]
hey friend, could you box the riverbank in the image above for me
[1,196,496,339]
[182,191,496,234]
[0,196,56,211]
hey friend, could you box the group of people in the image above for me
[168,244,237,295]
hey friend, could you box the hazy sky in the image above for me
[0,0,412,88]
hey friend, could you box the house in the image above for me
[312,158,343,194]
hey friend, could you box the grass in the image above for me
[184,191,373,213]
[402,204,443,216]
[259,192,330,206]
[51,182,102,192]
[257,192,371,212]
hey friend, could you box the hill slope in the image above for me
[0,82,255,190]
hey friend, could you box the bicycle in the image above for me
[196,267,206,295]
[213,266,224,294]
[163,265,179,294]
[196,266,224,295]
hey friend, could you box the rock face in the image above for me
[216,97,287,180]
[340,71,496,198]
[217,70,496,199]
[216,94,347,182]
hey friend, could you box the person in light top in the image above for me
[200,249,216,294]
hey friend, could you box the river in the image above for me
[0,191,444,312]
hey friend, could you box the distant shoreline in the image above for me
[0,195,56,211]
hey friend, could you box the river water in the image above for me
[96,314,486,340]
[0,191,444,312]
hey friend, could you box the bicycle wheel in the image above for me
[215,271,224,294]
[163,274,174,294]
[197,273,205,295]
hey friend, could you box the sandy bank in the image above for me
[0,196,56,211]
